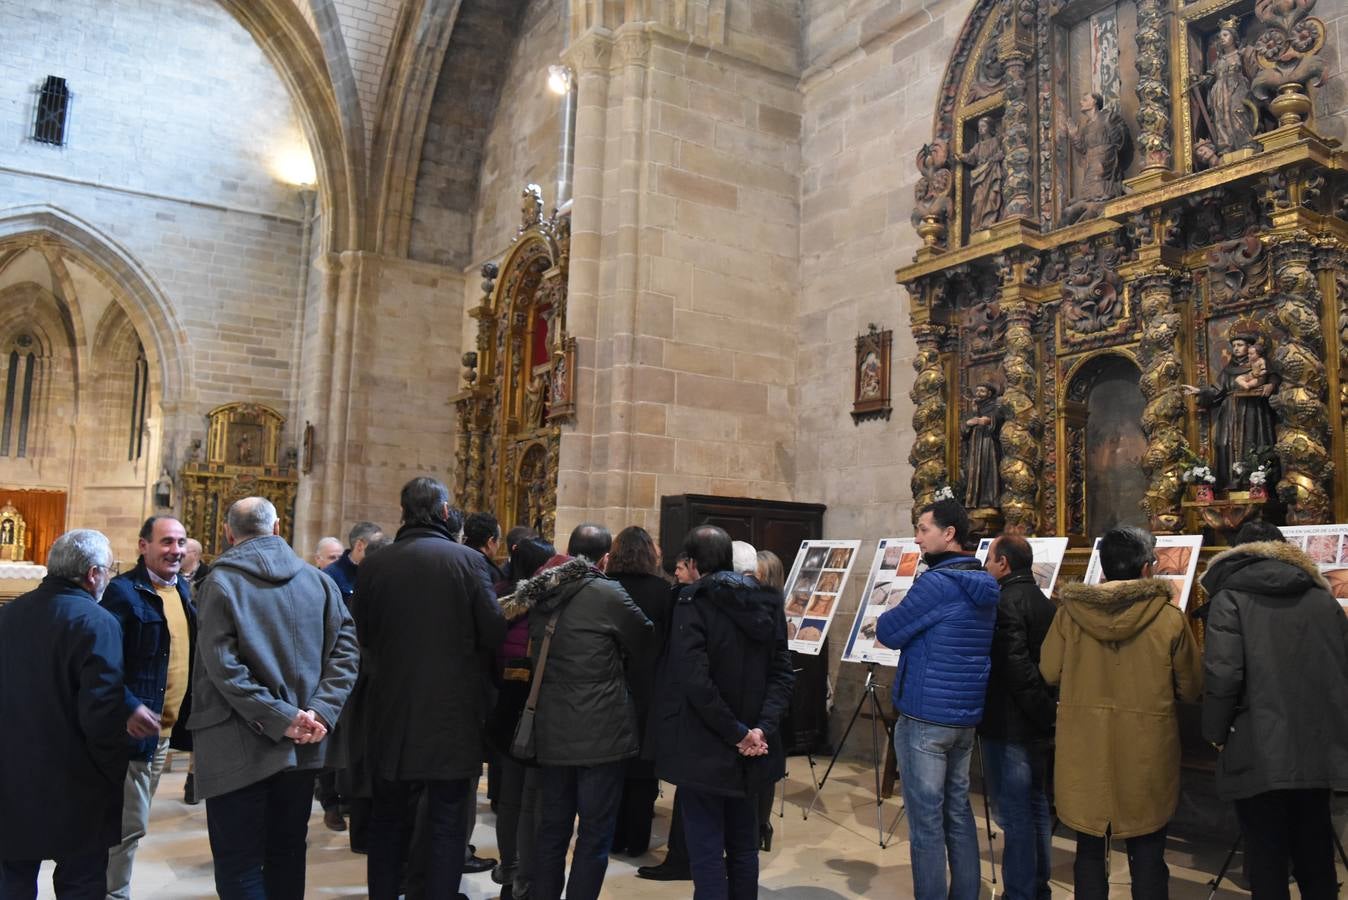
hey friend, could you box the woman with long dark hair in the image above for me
[606,526,674,856]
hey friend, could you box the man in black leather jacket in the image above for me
[978,533,1057,900]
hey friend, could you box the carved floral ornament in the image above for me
[898,0,1347,535]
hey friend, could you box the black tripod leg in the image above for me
[1207,832,1242,900]
[804,681,870,820]
[976,737,997,885]
[866,684,888,848]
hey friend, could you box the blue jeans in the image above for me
[205,769,315,900]
[679,787,759,900]
[533,761,624,900]
[894,715,981,900]
[981,738,1052,900]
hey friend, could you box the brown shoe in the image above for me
[323,807,347,832]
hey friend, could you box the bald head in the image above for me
[182,538,204,577]
[312,536,342,566]
[225,497,279,545]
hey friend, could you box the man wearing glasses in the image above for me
[100,516,197,899]
[0,530,131,897]
[1041,526,1202,899]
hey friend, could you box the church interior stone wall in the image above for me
[4,0,1348,745]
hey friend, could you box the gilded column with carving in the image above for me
[998,298,1040,532]
[909,321,949,519]
[1134,267,1186,532]
[1134,0,1172,172]
[1269,238,1332,523]
[998,34,1033,220]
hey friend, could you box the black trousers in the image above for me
[1074,827,1168,900]
[1236,789,1339,900]
[612,776,660,856]
[0,850,107,900]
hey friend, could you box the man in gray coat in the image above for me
[190,497,359,900]
[1201,520,1348,899]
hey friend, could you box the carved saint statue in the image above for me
[954,117,1004,231]
[1191,19,1260,158]
[154,469,173,509]
[0,520,12,546]
[1183,327,1279,491]
[1061,93,1131,224]
[961,382,1005,509]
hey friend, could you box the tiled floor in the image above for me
[34,760,1326,898]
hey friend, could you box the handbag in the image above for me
[510,605,564,762]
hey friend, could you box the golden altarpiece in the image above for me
[180,402,299,559]
[899,0,1346,551]
[454,186,573,543]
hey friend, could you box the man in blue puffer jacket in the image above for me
[877,498,999,900]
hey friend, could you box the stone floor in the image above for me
[34,759,1329,898]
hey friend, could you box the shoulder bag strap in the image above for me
[522,605,565,714]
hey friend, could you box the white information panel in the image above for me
[1082,534,1204,611]
[783,539,862,656]
[839,538,925,667]
[973,537,1070,596]
[1276,524,1348,610]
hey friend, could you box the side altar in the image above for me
[899,0,1346,547]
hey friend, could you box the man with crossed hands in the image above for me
[189,497,358,899]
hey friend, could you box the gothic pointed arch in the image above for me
[455,189,572,541]
[0,207,189,407]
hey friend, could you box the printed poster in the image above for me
[1276,524,1348,610]
[974,537,1070,596]
[783,539,862,656]
[840,538,924,667]
[1082,534,1204,611]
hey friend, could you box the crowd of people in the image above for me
[0,481,1345,900]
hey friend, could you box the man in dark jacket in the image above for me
[354,477,506,900]
[876,499,998,900]
[0,530,129,898]
[652,525,794,898]
[191,497,359,899]
[323,520,384,602]
[99,515,195,899]
[978,533,1057,900]
[1201,521,1348,899]
[512,526,652,900]
[316,519,383,833]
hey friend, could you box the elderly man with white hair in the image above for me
[0,529,130,898]
[191,497,359,899]
[313,535,343,568]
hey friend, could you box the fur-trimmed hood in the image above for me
[1201,539,1331,598]
[499,556,601,619]
[1057,578,1174,643]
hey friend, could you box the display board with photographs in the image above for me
[1276,524,1348,610]
[973,537,1070,596]
[783,540,862,656]
[1082,534,1204,611]
[840,538,924,667]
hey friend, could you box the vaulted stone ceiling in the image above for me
[409,0,531,266]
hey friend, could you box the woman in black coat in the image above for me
[606,526,674,856]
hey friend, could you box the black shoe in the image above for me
[463,853,497,874]
[323,807,347,832]
[636,861,691,881]
[759,822,773,852]
[183,773,199,805]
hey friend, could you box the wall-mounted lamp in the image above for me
[547,64,572,96]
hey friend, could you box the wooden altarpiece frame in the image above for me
[454,185,572,543]
[180,402,298,560]
[899,0,1347,544]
